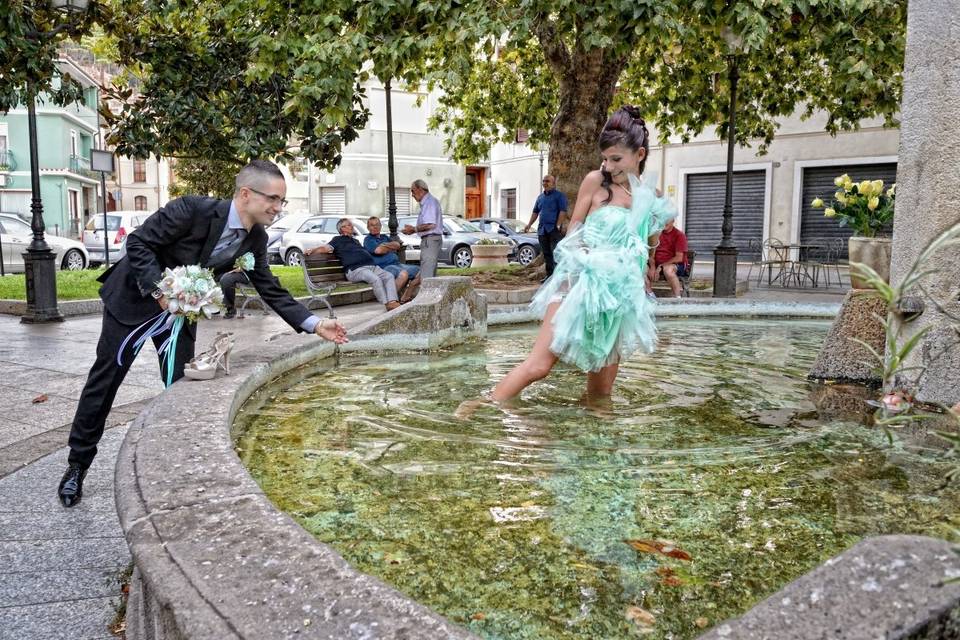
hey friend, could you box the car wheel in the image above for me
[452,245,473,268]
[517,244,537,266]
[286,248,304,267]
[61,249,86,271]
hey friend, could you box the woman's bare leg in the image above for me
[491,302,562,401]
[585,362,619,397]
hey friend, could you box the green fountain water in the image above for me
[235,319,959,639]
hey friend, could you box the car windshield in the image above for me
[85,215,121,232]
[1,216,32,235]
[495,219,524,232]
[446,218,482,233]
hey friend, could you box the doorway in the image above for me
[68,188,80,238]
[465,167,486,219]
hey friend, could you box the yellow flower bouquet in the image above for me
[811,174,895,237]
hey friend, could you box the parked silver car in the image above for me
[82,211,150,266]
[279,215,370,266]
[0,213,89,272]
[395,215,515,268]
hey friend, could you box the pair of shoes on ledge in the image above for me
[58,463,87,507]
[184,332,235,380]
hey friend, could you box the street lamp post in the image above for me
[384,77,399,241]
[21,86,64,323]
[712,27,744,298]
[21,0,91,323]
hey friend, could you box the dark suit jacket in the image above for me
[97,196,313,331]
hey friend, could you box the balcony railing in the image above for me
[0,150,15,172]
[69,154,97,178]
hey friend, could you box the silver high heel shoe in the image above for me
[184,332,234,380]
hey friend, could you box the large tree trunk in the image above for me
[535,20,629,210]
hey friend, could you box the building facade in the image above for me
[107,154,171,214]
[283,80,468,220]
[0,58,101,238]
[488,111,900,261]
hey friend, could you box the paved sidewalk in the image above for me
[0,303,385,640]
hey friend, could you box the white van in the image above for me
[83,211,151,266]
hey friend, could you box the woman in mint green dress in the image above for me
[492,106,675,401]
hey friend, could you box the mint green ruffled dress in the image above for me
[530,174,676,372]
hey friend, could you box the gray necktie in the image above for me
[207,228,245,269]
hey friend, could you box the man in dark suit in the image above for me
[58,160,348,507]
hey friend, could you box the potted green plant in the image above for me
[471,238,512,266]
[812,174,895,289]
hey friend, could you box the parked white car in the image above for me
[82,210,151,266]
[0,213,89,272]
[279,215,371,266]
[265,211,313,264]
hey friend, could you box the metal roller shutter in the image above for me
[384,187,412,215]
[318,186,346,215]
[684,170,765,260]
[800,163,896,258]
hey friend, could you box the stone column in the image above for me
[888,0,960,405]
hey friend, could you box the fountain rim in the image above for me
[114,301,842,639]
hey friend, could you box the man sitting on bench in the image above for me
[363,216,422,303]
[306,218,401,311]
[645,219,689,298]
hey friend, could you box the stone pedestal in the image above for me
[350,276,487,349]
[848,236,892,289]
[470,244,511,266]
[888,0,960,405]
[808,290,886,384]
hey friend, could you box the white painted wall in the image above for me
[280,79,465,216]
[109,154,171,212]
[488,109,900,244]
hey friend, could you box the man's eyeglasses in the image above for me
[247,187,288,207]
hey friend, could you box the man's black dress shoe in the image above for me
[223,308,237,319]
[58,464,87,507]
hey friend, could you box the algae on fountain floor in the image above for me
[235,320,960,640]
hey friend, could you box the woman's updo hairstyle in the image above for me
[598,105,650,203]
[598,105,649,172]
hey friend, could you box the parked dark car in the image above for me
[477,218,541,266]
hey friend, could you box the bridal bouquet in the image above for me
[157,265,224,321]
[118,264,224,387]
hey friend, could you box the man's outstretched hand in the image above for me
[315,318,349,344]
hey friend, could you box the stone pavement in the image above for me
[0,277,846,639]
[0,302,386,640]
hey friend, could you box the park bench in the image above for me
[651,249,697,298]
[235,253,357,319]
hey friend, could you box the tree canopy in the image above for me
[428,0,906,188]
[3,1,907,196]
[0,0,105,111]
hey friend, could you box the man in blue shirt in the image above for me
[523,175,568,278]
[363,216,422,303]
[307,219,401,311]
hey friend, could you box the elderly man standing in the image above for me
[404,179,443,279]
[307,218,401,311]
[524,175,568,279]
